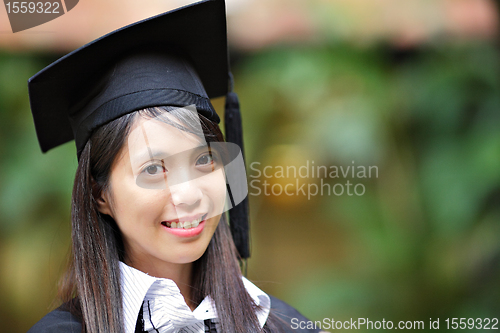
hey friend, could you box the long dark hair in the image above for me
[58,106,278,332]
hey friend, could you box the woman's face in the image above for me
[98,110,227,273]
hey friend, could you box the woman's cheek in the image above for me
[207,169,228,210]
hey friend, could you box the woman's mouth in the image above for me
[160,214,208,237]
[161,216,204,229]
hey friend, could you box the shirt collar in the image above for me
[119,261,270,333]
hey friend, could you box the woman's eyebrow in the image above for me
[132,144,211,162]
[131,149,170,162]
[193,144,211,151]
[172,144,212,158]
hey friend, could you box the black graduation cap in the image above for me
[28,0,250,259]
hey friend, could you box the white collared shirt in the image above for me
[119,262,270,333]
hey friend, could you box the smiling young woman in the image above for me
[61,105,269,332]
[98,110,227,279]
[26,1,322,332]
[95,107,228,307]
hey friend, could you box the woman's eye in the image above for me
[144,164,164,175]
[196,153,214,166]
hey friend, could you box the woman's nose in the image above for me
[169,177,203,207]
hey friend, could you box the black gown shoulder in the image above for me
[27,305,82,333]
[27,296,320,333]
[268,295,321,333]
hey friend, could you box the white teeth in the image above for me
[166,217,204,229]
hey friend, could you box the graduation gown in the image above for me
[27,295,321,333]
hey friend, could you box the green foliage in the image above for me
[0,52,75,331]
[238,42,500,330]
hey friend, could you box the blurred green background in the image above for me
[1,0,500,332]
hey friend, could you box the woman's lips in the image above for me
[163,216,203,229]
[161,214,207,237]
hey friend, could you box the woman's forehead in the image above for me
[127,111,207,160]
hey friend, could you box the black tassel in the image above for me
[225,90,250,259]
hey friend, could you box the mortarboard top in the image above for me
[28,0,228,156]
